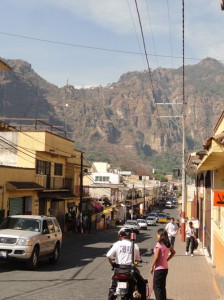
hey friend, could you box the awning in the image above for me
[6,181,44,191]
[103,207,113,214]
[198,139,224,171]
[39,191,76,200]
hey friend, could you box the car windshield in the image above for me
[0,217,41,232]
[137,219,146,223]
[125,221,137,225]
[147,217,154,220]
[157,214,166,217]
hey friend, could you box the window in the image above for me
[36,160,50,175]
[54,163,63,176]
[95,176,110,182]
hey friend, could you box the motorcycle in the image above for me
[112,232,149,300]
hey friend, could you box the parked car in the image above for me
[0,215,62,270]
[156,213,167,223]
[146,216,157,226]
[123,220,140,234]
[137,219,148,230]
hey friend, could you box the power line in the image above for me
[134,0,155,94]
[127,0,146,68]
[0,30,207,63]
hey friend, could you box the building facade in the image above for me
[0,127,83,230]
[187,112,224,277]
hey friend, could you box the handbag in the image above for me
[194,238,198,250]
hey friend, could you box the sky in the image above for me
[0,0,224,88]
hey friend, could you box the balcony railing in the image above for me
[35,174,73,190]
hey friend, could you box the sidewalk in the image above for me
[150,234,222,300]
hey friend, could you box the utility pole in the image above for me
[180,0,186,242]
[131,183,134,219]
[143,180,146,213]
[79,151,84,234]
[156,0,186,242]
[180,106,186,242]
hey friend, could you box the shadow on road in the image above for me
[0,227,152,273]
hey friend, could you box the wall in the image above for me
[0,166,39,216]
[92,172,120,184]
[0,132,18,166]
[214,224,224,276]
[92,162,109,173]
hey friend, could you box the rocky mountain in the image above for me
[0,57,223,173]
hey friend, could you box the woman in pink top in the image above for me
[150,228,175,300]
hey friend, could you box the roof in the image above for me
[213,111,224,133]
[0,58,12,71]
[6,182,44,191]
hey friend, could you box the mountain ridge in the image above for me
[0,57,223,172]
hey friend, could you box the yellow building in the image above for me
[0,128,84,230]
[193,112,224,276]
[0,165,43,221]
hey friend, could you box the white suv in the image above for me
[0,215,62,270]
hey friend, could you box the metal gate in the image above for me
[9,197,24,215]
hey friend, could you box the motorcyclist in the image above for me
[106,227,147,300]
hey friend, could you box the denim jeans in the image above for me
[169,236,175,247]
[186,236,195,254]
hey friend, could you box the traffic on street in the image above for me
[0,207,179,300]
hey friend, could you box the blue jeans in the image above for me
[169,236,175,247]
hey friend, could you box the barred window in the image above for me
[36,160,50,175]
[54,163,63,176]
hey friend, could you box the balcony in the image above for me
[35,175,73,190]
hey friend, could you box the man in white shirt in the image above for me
[106,227,146,300]
[165,217,178,247]
[185,221,196,256]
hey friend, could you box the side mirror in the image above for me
[43,229,50,234]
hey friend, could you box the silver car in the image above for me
[137,219,148,230]
[123,220,140,234]
[0,215,62,270]
[146,216,157,226]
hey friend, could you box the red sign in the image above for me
[214,190,224,206]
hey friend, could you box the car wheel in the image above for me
[27,246,39,270]
[49,243,60,264]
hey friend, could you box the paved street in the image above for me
[0,207,221,300]
[0,224,155,300]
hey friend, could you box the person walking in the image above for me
[185,221,197,256]
[165,217,178,248]
[150,228,175,300]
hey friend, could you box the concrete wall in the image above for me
[0,132,18,166]
[0,166,39,216]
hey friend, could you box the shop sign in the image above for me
[214,190,224,206]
